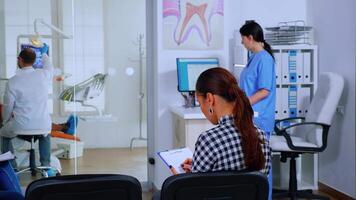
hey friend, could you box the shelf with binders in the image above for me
[273,45,317,85]
[272,45,319,190]
[273,45,318,120]
[275,84,315,120]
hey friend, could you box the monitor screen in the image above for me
[20,44,49,69]
[177,58,219,92]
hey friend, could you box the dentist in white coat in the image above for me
[0,47,53,168]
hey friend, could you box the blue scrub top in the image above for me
[239,50,276,132]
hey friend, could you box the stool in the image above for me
[14,130,51,177]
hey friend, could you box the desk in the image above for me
[170,106,214,151]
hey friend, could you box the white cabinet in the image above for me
[272,45,319,190]
[170,106,214,151]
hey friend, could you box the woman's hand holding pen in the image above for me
[181,158,192,173]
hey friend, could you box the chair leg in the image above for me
[29,138,37,176]
[29,149,36,176]
[272,154,329,200]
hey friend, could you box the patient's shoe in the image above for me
[65,114,78,135]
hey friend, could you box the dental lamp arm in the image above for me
[34,19,72,39]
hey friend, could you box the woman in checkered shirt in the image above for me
[181,67,271,175]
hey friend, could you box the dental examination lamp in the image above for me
[59,73,107,116]
[17,18,72,53]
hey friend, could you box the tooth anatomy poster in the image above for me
[163,0,224,50]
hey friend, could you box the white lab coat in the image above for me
[0,55,53,138]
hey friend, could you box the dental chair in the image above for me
[59,73,107,116]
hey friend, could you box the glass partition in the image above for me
[0,0,148,188]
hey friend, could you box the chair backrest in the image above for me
[160,171,268,200]
[296,72,344,147]
[25,174,142,200]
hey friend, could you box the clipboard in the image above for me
[157,147,193,174]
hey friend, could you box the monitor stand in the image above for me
[181,92,196,108]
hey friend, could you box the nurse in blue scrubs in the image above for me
[239,21,276,200]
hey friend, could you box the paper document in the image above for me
[0,151,15,162]
[158,147,193,174]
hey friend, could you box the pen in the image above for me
[169,165,178,175]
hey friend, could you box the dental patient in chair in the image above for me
[51,114,80,141]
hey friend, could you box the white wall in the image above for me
[148,0,307,188]
[0,1,5,80]
[307,0,356,197]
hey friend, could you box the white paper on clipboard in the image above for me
[157,147,193,174]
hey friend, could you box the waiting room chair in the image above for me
[153,171,269,200]
[0,191,24,200]
[270,72,344,200]
[25,174,142,200]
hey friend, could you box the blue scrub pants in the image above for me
[1,135,51,167]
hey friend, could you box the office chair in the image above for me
[270,72,344,200]
[153,171,269,200]
[25,174,142,200]
[14,130,52,177]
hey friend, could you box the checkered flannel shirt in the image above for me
[191,115,271,175]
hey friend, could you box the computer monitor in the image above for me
[177,58,219,92]
[20,44,49,69]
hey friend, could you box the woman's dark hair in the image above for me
[196,67,265,171]
[239,21,274,60]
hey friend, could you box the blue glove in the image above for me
[40,43,49,55]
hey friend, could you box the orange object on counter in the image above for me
[51,130,81,141]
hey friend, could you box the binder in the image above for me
[281,51,290,84]
[288,50,297,83]
[303,51,312,83]
[296,51,304,83]
[281,87,289,119]
[275,87,282,119]
[281,50,304,84]
[288,85,298,118]
[274,51,282,84]
[297,86,311,116]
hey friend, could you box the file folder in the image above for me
[275,87,282,119]
[288,50,297,83]
[281,51,290,84]
[274,51,282,84]
[288,86,298,118]
[297,86,311,116]
[303,51,312,83]
[282,50,304,84]
[281,87,290,119]
[296,51,304,83]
